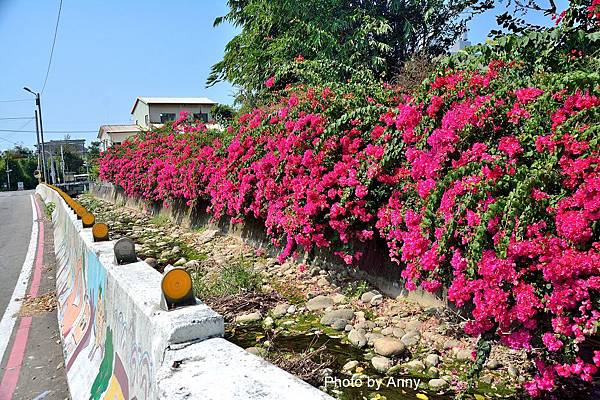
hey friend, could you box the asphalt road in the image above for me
[0,190,69,400]
[0,190,34,318]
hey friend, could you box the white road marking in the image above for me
[0,195,38,364]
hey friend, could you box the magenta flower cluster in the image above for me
[100,60,600,395]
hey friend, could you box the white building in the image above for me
[98,96,219,150]
[97,124,141,151]
[131,97,217,129]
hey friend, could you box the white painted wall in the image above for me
[37,184,333,400]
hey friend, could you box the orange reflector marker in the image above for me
[92,223,109,242]
[82,212,95,228]
[160,267,196,310]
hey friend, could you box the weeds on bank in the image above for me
[191,256,262,298]
[43,201,55,218]
[150,214,170,227]
[343,279,370,299]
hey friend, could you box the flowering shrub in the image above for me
[100,24,600,397]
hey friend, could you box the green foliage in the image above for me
[191,256,263,297]
[150,214,170,227]
[210,104,237,125]
[208,0,476,102]
[0,147,39,190]
[343,280,371,299]
[44,201,55,218]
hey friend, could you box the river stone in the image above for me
[348,329,367,348]
[272,303,290,318]
[320,309,355,326]
[370,294,383,305]
[405,319,422,331]
[331,319,348,330]
[455,349,473,361]
[371,356,392,373]
[428,378,449,390]
[306,295,334,311]
[373,337,406,357]
[381,327,393,336]
[360,290,380,304]
[263,316,274,328]
[486,359,501,370]
[144,257,157,268]
[332,293,348,304]
[287,304,297,314]
[235,312,262,324]
[366,333,384,346]
[392,327,405,338]
[404,360,426,372]
[400,331,421,347]
[173,257,187,266]
[342,360,359,372]
[425,353,440,367]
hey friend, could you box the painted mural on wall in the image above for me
[48,187,154,400]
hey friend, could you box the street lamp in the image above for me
[23,87,49,183]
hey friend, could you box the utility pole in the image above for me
[24,87,48,183]
[34,110,42,173]
[5,154,11,191]
[60,145,65,182]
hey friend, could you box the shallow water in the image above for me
[226,320,456,400]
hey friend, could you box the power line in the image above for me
[0,129,97,133]
[0,117,34,120]
[41,0,63,94]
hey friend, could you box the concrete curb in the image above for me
[37,184,332,400]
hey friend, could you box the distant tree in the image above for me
[210,104,237,125]
[208,0,478,102]
[0,147,38,190]
[86,141,101,180]
[62,148,84,173]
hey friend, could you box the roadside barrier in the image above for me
[37,184,332,400]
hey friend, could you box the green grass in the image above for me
[180,243,208,261]
[343,280,370,299]
[150,214,170,226]
[191,256,262,297]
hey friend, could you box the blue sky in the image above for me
[0,0,568,151]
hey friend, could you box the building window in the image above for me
[193,112,209,123]
[160,113,176,123]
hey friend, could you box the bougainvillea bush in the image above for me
[100,5,600,397]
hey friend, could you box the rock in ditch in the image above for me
[306,295,334,311]
[371,356,392,373]
[428,378,449,390]
[348,329,367,348]
[235,312,262,324]
[272,303,290,318]
[320,309,355,326]
[373,337,406,357]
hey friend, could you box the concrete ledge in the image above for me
[38,184,331,400]
[157,338,333,400]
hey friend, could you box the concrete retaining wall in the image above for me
[37,184,332,400]
[92,181,446,308]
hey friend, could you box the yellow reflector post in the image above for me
[82,212,95,228]
[92,223,109,242]
[160,267,196,310]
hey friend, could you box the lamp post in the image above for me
[23,87,49,183]
[5,154,11,191]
